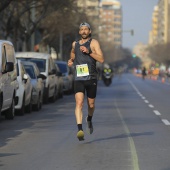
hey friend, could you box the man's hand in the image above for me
[80,46,90,54]
[68,59,73,67]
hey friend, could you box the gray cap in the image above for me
[79,22,91,29]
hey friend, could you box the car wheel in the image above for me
[5,97,15,120]
[40,93,42,110]
[25,95,32,113]
[59,89,63,98]
[0,95,2,116]
[43,87,49,104]
[19,94,25,116]
[34,95,40,111]
[51,87,57,103]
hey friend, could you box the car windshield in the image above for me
[24,65,36,79]
[17,58,46,72]
[56,63,67,73]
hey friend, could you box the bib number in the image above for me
[76,64,89,77]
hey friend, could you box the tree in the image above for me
[0,0,13,13]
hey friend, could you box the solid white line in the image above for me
[153,110,161,115]
[144,100,149,103]
[148,104,154,108]
[162,119,170,125]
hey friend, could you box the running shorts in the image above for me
[74,79,97,98]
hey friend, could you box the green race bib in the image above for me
[76,64,89,77]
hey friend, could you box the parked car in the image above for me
[22,61,45,111]
[53,63,63,98]
[15,59,33,115]
[0,40,18,119]
[16,52,58,103]
[55,60,73,94]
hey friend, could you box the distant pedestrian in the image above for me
[68,22,104,141]
[142,66,147,79]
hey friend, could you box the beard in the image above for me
[81,34,90,39]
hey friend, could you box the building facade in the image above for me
[76,0,100,38]
[99,0,122,47]
[149,6,159,45]
[149,0,170,45]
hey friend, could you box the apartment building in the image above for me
[99,0,122,47]
[76,0,100,38]
[157,0,170,43]
[150,0,170,45]
[149,6,159,45]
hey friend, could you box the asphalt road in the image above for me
[1,73,170,170]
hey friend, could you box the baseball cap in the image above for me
[79,22,91,29]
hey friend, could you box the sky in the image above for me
[119,0,158,50]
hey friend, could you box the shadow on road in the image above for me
[85,131,154,144]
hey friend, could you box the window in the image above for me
[5,44,15,63]
[24,65,36,79]
[2,46,7,73]
[18,58,46,72]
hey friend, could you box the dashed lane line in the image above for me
[153,110,161,116]
[162,119,170,126]
[128,79,170,127]
[148,104,154,108]
[144,100,149,103]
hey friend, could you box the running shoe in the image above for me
[86,117,93,134]
[77,130,84,141]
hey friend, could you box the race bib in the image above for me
[76,64,89,77]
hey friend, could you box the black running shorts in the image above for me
[74,79,97,98]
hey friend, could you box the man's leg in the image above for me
[75,92,84,125]
[75,92,85,140]
[85,79,97,134]
[86,97,95,134]
[87,97,95,118]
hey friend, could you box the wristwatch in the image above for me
[88,49,92,55]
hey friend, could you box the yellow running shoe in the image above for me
[77,130,84,141]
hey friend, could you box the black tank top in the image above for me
[73,38,97,81]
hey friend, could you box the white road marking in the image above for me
[148,104,154,108]
[137,92,142,96]
[144,100,149,103]
[153,110,161,115]
[162,119,170,125]
[128,79,170,127]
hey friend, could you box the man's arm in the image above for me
[68,41,75,67]
[90,39,104,63]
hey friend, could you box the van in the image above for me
[16,52,58,103]
[0,40,18,119]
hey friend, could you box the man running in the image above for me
[68,22,104,141]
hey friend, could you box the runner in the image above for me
[68,22,104,141]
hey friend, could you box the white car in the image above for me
[0,40,18,119]
[55,61,73,94]
[16,52,58,103]
[54,63,64,98]
[15,59,33,115]
[22,61,45,111]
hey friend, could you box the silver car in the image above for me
[15,59,33,115]
[55,61,73,94]
[22,61,46,111]
[16,52,58,104]
[54,63,64,98]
